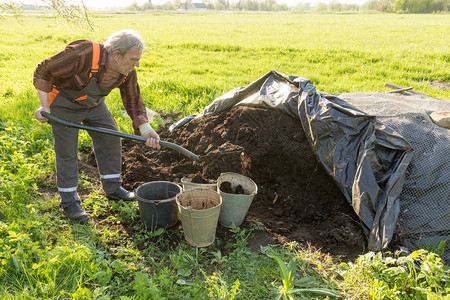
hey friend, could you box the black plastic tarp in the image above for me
[171,70,415,251]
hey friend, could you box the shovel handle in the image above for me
[41,111,199,161]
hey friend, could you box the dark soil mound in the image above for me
[190,172,210,183]
[117,106,367,260]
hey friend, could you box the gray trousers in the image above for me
[50,96,122,208]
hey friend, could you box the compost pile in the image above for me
[107,106,365,259]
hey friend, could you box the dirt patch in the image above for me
[178,196,219,210]
[117,106,368,260]
[429,80,450,91]
[190,172,211,184]
[219,182,248,195]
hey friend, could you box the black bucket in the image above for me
[135,181,182,229]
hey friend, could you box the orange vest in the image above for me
[48,41,100,106]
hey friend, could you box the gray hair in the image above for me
[104,29,144,56]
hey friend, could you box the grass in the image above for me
[0,12,449,299]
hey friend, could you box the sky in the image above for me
[20,0,366,9]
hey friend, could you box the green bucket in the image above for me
[135,181,182,229]
[176,188,222,247]
[217,172,258,227]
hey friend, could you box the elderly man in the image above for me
[33,29,160,222]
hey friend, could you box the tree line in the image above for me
[127,0,448,12]
[360,0,448,13]
[1,0,447,16]
[127,0,289,11]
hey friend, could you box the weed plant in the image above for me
[0,13,448,299]
[337,249,449,299]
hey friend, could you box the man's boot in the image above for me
[60,192,88,222]
[106,186,135,201]
[63,202,88,222]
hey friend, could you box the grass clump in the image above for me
[337,249,450,299]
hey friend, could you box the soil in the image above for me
[429,80,450,91]
[220,182,247,195]
[190,171,211,184]
[83,106,368,261]
[178,194,219,210]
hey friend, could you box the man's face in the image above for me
[114,46,142,75]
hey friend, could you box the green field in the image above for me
[1,13,449,299]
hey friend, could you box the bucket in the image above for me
[181,176,217,191]
[176,188,222,247]
[135,181,182,229]
[217,172,258,227]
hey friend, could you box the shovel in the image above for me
[41,111,200,161]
